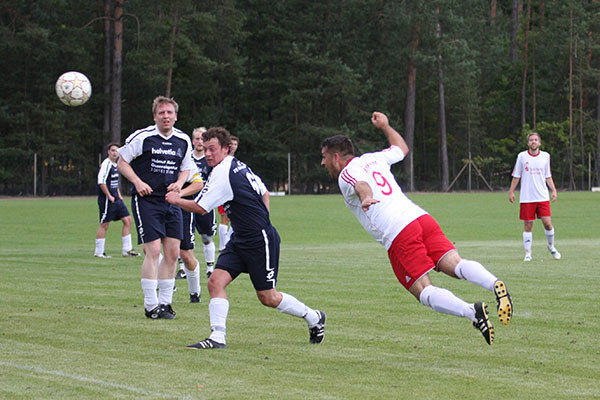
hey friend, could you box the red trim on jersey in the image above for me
[343,157,356,168]
[527,150,540,157]
[341,169,356,186]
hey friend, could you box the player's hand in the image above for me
[371,112,389,130]
[108,195,115,203]
[508,192,515,203]
[167,182,182,193]
[165,191,180,205]
[361,197,380,211]
[551,190,557,202]
[134,181,153,197]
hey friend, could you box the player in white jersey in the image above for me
[320,112,513,345]
[94,143,140,258]
[509,132,560,261]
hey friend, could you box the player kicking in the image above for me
[166,127,325,348]
[320,112,513,345]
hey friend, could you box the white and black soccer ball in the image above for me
[55,71,92,106]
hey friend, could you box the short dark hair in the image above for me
[320,135,355,157]
[203,127,231,149]
[106,143,120,151]
[231,135,239,143]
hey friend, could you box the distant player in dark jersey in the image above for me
[94,143,140,258]
[118,96,195,320]
[217,135,238,251]
[176,165,204,303]
[188,127,217,278]
[166,127,325,349]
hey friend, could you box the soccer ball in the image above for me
[55,71,92,106]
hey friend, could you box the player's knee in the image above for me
[256,291,279,308]
[201,234,212,245]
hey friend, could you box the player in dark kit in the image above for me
[118,96,195,320]
[166,127,325,349]
[188,127,217,278]
[94,143,140,258]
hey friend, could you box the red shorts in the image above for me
[519,201,551,221]
[387,214,456,290]
[218,205,226,215]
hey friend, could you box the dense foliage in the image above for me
[1,0,599,195]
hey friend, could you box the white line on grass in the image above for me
[0,361,176,398]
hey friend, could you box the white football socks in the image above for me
[419,285,475,321]
[122,234,132,252]
[141,278,158,311]
[454,259,497,292]
[276,292,320,326]
[184,262,201,295]
[157,279,174,305]
[209,298,229,344]
[544,228,555,249]
[218,224,228,250]
[94,238,105,256]
[523,232,533,254]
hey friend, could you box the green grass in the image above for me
[1,192,599,399]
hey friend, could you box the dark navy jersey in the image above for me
[194,156,269,238]
[97,157,119,198]
[192,153,212,181]
[118,125,195,197]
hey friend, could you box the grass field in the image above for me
[1,192,599,399]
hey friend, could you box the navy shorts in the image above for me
[194,209,216,236]
[98,197,130,223]
[131,194,183,244]
[180,209,196,251]
[215,225,280,291]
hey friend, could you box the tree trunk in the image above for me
[596,60,600,185]
[436,7,449,191]
[521,2,531,128]
[111,0,123,145]
[403,24,420,192]
[568,9,575,190]
[490,0,497,24]
[165,0,179,98]
[510,0,519,144]
[103,0,112,145]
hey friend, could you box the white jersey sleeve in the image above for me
[339,145,427,250]
[194,156,234,212]
[117,126,151,163]
[97,158,112,185]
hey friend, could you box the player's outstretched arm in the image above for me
[355,181,380,211]
[371,112,409,155]
[165,191,207,214]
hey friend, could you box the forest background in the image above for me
[2,0,600,196]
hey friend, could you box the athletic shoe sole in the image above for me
[494,280,513,326]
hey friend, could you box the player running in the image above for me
[320,112,513,345]
[166,127,325,349]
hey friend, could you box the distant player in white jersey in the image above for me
[117,96,195,320]
[320,112,513,345]
[166,126,325,349]
[509,132,560,261]
[94,143,140,258]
